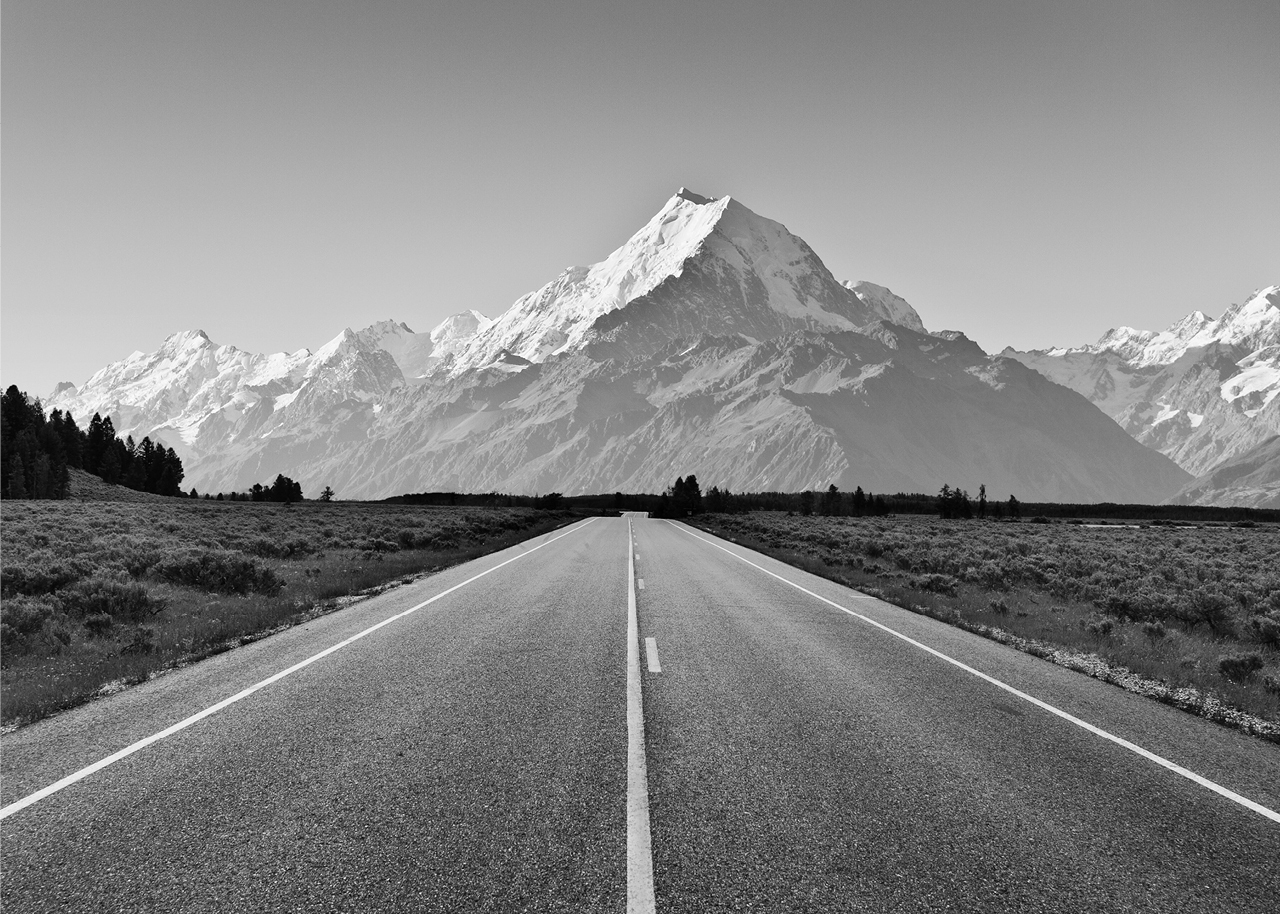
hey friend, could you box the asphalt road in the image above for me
[3,515,1278,912]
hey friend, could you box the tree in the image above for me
[7,453,27,498]
[798,490,815,516]
[1008,494,1021,518]
[319,485,335,502]
[269,474,303,503]
[667,475,703,515]
[821,484,841,516]
[851,486,866,516]
[978,484,987,519]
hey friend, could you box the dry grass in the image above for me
[694,512,1280,740]
[1,499,575,727]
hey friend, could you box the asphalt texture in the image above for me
[3,515,1279,912]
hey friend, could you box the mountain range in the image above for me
[49,187,1273,505]
[1004,285,1280,507]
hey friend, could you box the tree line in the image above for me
[1,385,185,499]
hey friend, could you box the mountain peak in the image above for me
[164,329,212,347]
[675,187,714,205]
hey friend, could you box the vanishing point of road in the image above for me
[2,516,1278,912]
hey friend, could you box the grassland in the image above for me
[1,500,575,727]
[693,512,1280,740]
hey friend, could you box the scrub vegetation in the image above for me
[693,512,1280,740]
[1,500,573,727]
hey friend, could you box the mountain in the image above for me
[438,188,925,376]
[1169,435,1280,509]
[47,189,1189,502]
[1003,287,1280,488]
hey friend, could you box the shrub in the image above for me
[83,613,114,638]
[1,557,91,597]
[913,573,959,595]
[1262,674,1280,697]
[1249,612,1280,649]
[988,598,1010,616]
[121,626,157,655]
[1083,614,1115,638]
[1218,653,1264,682]
[152,549,282,596]
[1177,587,1233,634]
[57,577,162,622]
[0,595,57,654]
[1141,620,1167,640]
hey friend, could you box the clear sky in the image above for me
[4,0,1278,396]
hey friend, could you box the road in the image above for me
[2,515,1278,912]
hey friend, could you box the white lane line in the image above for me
[638,578,645,590]
[626,519,657,913]
[645,638,662,674]
[668,521,1280,826]
[0,519,599,823]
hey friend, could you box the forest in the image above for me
[1,385,185,499]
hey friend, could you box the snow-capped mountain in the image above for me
[1004,286,1280,490]
[439,189,925,375]
[47,189,1190,502]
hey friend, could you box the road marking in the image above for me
[0,519,599,823]
[638,578,645,590]
[626,519,657,913]
[668,521,1280,826]
[645,637,662,673]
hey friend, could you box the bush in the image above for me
[1249,612,1280,648]
[0,595,57,654]
[988,598,1010,616]
[912,573,959,595]
[1218,653,1264,681]
[1262,674,1280,697]
[121,626,157,655]
[152,549,283,595]
[1141,620,1167,640]
[57,577,162,622]
[1,557,91,597]
[1083,614,1115,638]
[1178,587,1233,633]
[83,613,114,638]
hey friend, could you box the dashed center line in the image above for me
[625,519,657,912]
[645,638,661,673]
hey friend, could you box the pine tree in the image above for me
[7,453,28,498]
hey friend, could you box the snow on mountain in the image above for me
[1004,286,1280,482]
[843,281,927,332]
[47,189,1188,502]
[440,188,925,374]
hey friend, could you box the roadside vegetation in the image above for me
[692,512,1280,740]
[0,500,574,728]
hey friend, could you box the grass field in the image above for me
[693,512,1280,739]
[1,500,575,727]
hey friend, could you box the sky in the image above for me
[4,0,1278,396]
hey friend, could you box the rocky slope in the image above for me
[1169,435,1280,508]
[49,189,1190,502]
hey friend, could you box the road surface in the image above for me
[2,515,1278,912]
